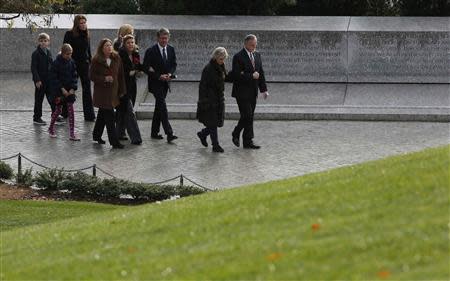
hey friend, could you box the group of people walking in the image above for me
[31,15,269,153]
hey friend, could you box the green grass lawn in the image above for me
[0,200,121,232]
[1,145,449,280]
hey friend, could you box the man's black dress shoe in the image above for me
[167,135,178,143]
[232,134,240,147]
[119,136,128,141]
[151,134,163,140]
[93,138,106,144]
[197,132,208,147]
[112,143,125,149]
[243,143,261,149]
[212,145,224,153]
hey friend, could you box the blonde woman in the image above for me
[113,24,134,51]
[116,34,142,145]
[89,38,126,149]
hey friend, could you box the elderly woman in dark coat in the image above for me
[196,47,231,153]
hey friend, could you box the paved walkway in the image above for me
[1,111,448,189]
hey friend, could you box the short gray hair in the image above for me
[211,47,228,60]
[244,34,257,43]
[157,27,170,38]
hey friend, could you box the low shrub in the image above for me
[95,178,130,199]
[15,168,33,186]
[34,168,67,190]
[17,166,207,202]
[0,161,14,180]
[59,172,100,196]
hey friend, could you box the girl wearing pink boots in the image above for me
[48,44,80,141]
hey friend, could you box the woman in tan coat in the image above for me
[90,38,126,149]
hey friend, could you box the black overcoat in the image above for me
[197,59,230,128]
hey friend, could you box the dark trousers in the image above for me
[200,127,219,147]
[151,90,173,136]
[76,63,96,121]
[33,83,55,120]
[233,98,257,145]
[116,99,142,143]
[93,108,120,146]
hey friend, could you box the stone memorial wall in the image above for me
[0,15,448,83]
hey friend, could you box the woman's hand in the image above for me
[62,88,70,97]
[105,76,114,83]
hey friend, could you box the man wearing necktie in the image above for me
[231,34,269,149]
[143,27,178,143]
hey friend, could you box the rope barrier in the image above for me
[182,174,215,191]
[0,153,212,191]
[95,166,117,178]
[0,153,20,161]
[148,175,181,185]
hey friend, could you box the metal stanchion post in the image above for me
[18,153,22,175]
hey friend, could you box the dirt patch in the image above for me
[0,183,44,200]
[0,183,153,205]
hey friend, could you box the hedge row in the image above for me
[0,161,206,201]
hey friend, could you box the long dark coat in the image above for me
[89,54,126,109]
[118,47,142,106]
[197,59,230,128]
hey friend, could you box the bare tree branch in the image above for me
[0,13,20,20]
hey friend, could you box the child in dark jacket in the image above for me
[48,44,80,140]
[31,33,55,125]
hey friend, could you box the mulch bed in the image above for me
[0,183,152,205]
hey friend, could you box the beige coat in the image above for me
[89,54,126,109]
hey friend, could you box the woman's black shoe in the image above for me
[167,135,178,143]
[131,141,142,145]
[112,143,125,149]
[151,134,163,140]
[212,145,224,153]
[93,138,106,144]
[197,132,208,147]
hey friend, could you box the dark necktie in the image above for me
[250,52,255,70]
[162,47,167,62]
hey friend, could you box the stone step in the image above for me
[136,103,450,122]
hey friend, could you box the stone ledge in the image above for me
[135,104,450,122]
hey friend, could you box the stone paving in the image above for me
[1,111,449,189]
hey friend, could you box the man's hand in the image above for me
[69,89,75,95]
[260,91,269,100]
[129,70,136,76]
[252,71,260,80]
[105,76,114,83]
[159,74,170,81]
[35,81,42,89]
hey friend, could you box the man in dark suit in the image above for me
[143,28,178,143]
[231,34,269,149]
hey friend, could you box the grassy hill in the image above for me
[1,145,449,280]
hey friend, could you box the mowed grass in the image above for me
[0,200,121,232]
[1,145,449,280]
